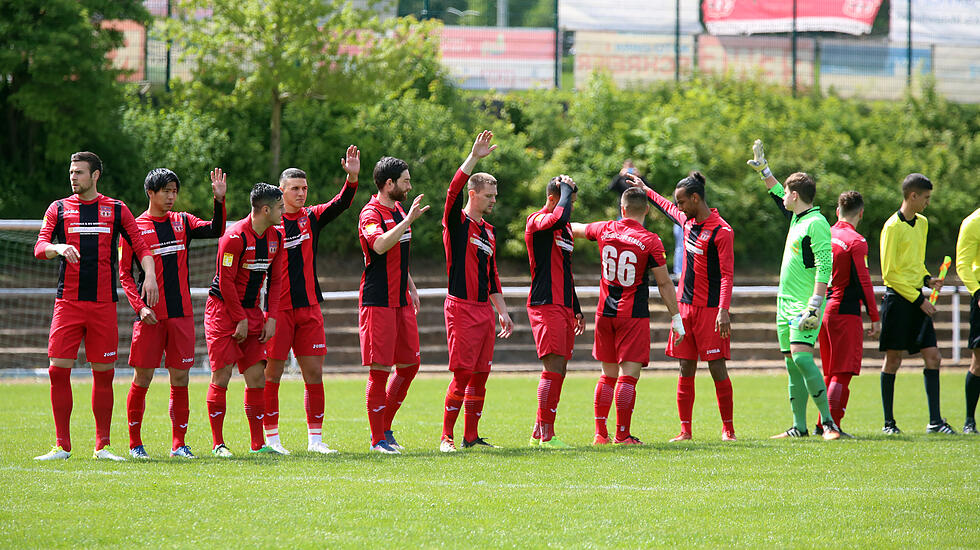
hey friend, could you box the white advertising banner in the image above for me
[890,0,980,45]
[560,0,702,34]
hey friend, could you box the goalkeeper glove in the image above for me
[671,313,686,341]
[793,295,823,331]
[746,139,773,180]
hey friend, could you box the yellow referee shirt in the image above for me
[956,207,980,296]
[880,210,931,304]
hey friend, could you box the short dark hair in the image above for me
[279,168,307,183]
[837,191,864,217]
[373,157,409,191]
[676,170,706,200]
[144,168,180,193]
[250,183,282,209]
[621,187,648,216]
[546,176,578,197]
[785,172,816,204]
[70,151,102,175]
[901,173,932,198]
[468,172,497,192]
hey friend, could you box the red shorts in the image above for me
[359,305,421,367]
[527,304,575,360]
[666,303,731,361]
[204,297,267,374]
[267,304,327,360]
[129,315,196,369]
[592,315,650,365]
[818,312,864,376]
[48,299,118,363]
[444,295,495,372]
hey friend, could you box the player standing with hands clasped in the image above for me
[571,187,684,446]
[629,171,736,442]
[439,130,514,452]
[746,139,842,440]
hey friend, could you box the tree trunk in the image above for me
[269,86,281,182]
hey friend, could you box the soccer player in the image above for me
[33,151,159,461]
[525,174,584,449]
[877,173,955,434]
[746,139,841,440]
[570,187,685,446]
[815,191,879,434]
[262,148,360,455]
[439,130,514,452]
[119,167,227,459]
[956,206,980,434]
[629,171,736,442]
[359,157,429,454]
[205,183,286,456]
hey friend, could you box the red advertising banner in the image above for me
[104,20,146,81]
[702,0,882,36]
[439,26,556,90]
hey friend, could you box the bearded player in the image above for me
[525,175,584,449]
[262,148,359,455]
[571,187,684,445]
[119,167,226,459]
[629,171,736,442]
[746,139,841,440]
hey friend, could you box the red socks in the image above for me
[714,377,735,433]
[827,373,852,427]
[91,369,114,450]
[536,371,564,441]
[305,382,325,433]
[127,383,148,448]
[384,364,418,431]
[614,375,638,440]
[243,387,265,450]
[206,383,227,447]
[263,381,280,438]
[463,371,489,442]
[593,375,616,438]
[442,370,471,439]
[49,366,72,452]
[676,376,695,435]
[170,385,189,450]
[366,369,390,446]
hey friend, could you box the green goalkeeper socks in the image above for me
[784,356,809,431]
[792,351,834,424]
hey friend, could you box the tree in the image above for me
[168,0,442,181]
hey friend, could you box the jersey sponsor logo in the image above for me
[222,253,234,267]
[68,224,111,235]
[284,232,309,249]
[244,260,271,271]
[140,228,155,235]
[470,235,494,256]
[600,230,646,250]
[684,240,704,255]
[64,209,79,215]
[153,243,186,256]
[246,246,255,251]
[556,236,574,252]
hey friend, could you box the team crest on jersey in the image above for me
[269,242,278,254]
[100,206,112,218]
[172,218,183,232]
[298,217,308,229]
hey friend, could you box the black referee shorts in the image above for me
[970,289,980,350]
[878,288,937,354]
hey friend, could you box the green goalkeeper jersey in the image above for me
[769,185,833,303]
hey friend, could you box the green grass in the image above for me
[1,371,976,548]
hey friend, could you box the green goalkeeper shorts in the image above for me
[775,296,824,353]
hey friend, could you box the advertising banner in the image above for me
[703,0,882,36]
[440,26,556,90]
[890,0,980,45]
[560,0,701,34]
[574,32,695,87]
[696,35,814,87]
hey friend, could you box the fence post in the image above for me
[952,288,961,363]
[907,0,912,88]
[554,0,560,89]
[791,0,797,97]
[674,0,680,82]
[165,0,172,92]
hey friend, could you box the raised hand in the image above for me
[746,139,772,178]
[471,130,497,159]
[341,145,360,179]
[625,172,650,193]
[210,168,227,202]
[406,194,430,223]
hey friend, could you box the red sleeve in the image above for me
[358,207,384,250]
[119,203,151,260]
[584,221,605,242]
[648,234,666,268]
[311,178,358,230]
[265,234,285,320]
[645,188,687,226]
[118,239,147,314]
[443,169,470,232]
[716,225,735,310]
[34,202,59,259]
[852,238,880,322]
[187,199,226,239]
[526,207,570,233]
[217,233,246,322]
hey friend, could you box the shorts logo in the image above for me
[312,343,325,349]
[100,206,112,218]
[182,357,194,363]
[707,348,721,354]
[104,351,116,357]
[222,252,234,267]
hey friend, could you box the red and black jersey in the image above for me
[359,195,412,307]
[34,193,150,302]
[276,179,357,310]
[119,199,226,320]
[826,220,880,320]
[647,190,734,309]
[442,169,501,302]
[209,216,285,322]
[584,219,666,318]
[525,205,580,313]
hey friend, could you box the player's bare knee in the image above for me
[297,356,324,383]
[678,359,697,377]
[168,368,189,387]
[707,359,728,381]
[542,354,566,375]
[243,363,266,388]
[90,361,115,372]
[49,358,73,369]
[210,365,233,387]
[921,347,941,370]
[132,367,154,387]
[264,359,287,382]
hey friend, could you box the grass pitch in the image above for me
[1,371,976,548]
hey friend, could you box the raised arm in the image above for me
[445,131,496,230]
[188,168,227,239]
[527,177,576,233]
[371,195,430,255]
[625,173,687,226]
[747,139,791,220]
[311,146,361,230]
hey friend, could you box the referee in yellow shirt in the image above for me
[878,174,955,435]
[955,207,980,434]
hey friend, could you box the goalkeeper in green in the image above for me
[747,140,842,440]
